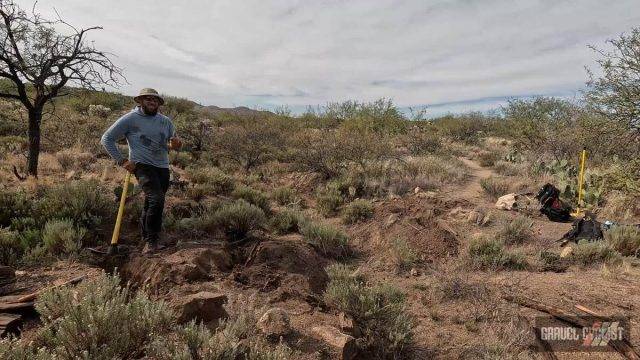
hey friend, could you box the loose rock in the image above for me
[174,291,228,324]
[257,307,291,337]
[312,325,358,360]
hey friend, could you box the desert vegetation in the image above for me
[0,5,639,358]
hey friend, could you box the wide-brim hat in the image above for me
[134,88,164,105]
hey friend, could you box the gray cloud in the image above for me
[16,0,640,114]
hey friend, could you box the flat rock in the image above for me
[311,325,358,360]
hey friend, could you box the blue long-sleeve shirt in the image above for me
[101,106,176,168]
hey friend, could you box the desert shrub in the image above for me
[213,118,286,171]
[34,180,112,230]
[169,151,192,168]
[185,166,235,194]
[570,240,621,266]
[271,186,299,206]
[432,113,494,144]
[41,219,85,256]
[232,185,270,213]
[301,222,350,258]
[65,89,128,113]
[480,176,510,200]
[494,160,523,176]
[477,151,500,167]
[335,128,395,173]
[149,301,296,360]
[403,155,469,187]
[496,216,533,245]
[324,264,414,358]
[335,98,408,135]
[27,273,173,359]
[600,191,640,220]
[0,189,32,227]
[55,148,95,171]
[390,237,418,271]
[315,186,344,216]
[468,237,528,270]
[289,129,345,178]
[342,199,374,224]
[270,209,306,235]
[404,129,441,155]
[537,251,570,272]
[210,200,266,241]
[0,136,25,158]
[432,272,489,301]
[605,225,640,257]
[0,228,21,266]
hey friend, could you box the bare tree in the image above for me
[0,0,123,177]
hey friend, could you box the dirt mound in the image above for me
[235,238,329,300]
[351,195,459,261]
[121,246,233,293]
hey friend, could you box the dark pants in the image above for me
[134,163,170,244]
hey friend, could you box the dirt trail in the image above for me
[445,157,496,205]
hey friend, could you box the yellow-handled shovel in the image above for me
[107,172,131,255]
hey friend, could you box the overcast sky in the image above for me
[17,0,640,115]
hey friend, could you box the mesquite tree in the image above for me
[0,0,122,176]
[586,27,640,135]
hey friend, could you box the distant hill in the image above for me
[201,105,274,118]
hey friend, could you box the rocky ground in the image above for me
[2,154,639,360]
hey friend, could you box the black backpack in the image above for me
[560,213,603,245]
[535,183,572,222]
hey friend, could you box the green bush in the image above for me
[0,228,21,266]
[185,166,235,195]
[480,177,510,200]
[232,185,270,213]
[27,273,172,359]
[404,130,441,155]
[35,180,112,230]
[41,219,86,256]
[316,186,344,216]
[605,225,640,256]
[342,199,374,224]
[270,209,306,235]
[468,237,528,270]
[149,305,296,360]
[271,186,299,206]
[324,264,414,358]
[496,216,533,245]
[390,237,418,271]
[301,222,349,258]
[571,240,621,266]
[0,189,32,228]
[210,200,266,241]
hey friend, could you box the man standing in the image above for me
[101,88,182,254]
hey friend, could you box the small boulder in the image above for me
[560,246,573,258]
[174,292,228,324]
[311,325,358,360]
[257,307,291,337]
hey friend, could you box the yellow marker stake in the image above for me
[572,148,587,217]
[110,172,131,246]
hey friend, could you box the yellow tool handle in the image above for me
[574,148,587,216]
[110,172,131,246]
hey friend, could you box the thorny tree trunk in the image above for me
[27,107,42,177]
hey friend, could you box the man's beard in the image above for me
[142,106,158,116]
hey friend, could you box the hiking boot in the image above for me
[142,242,158,255]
